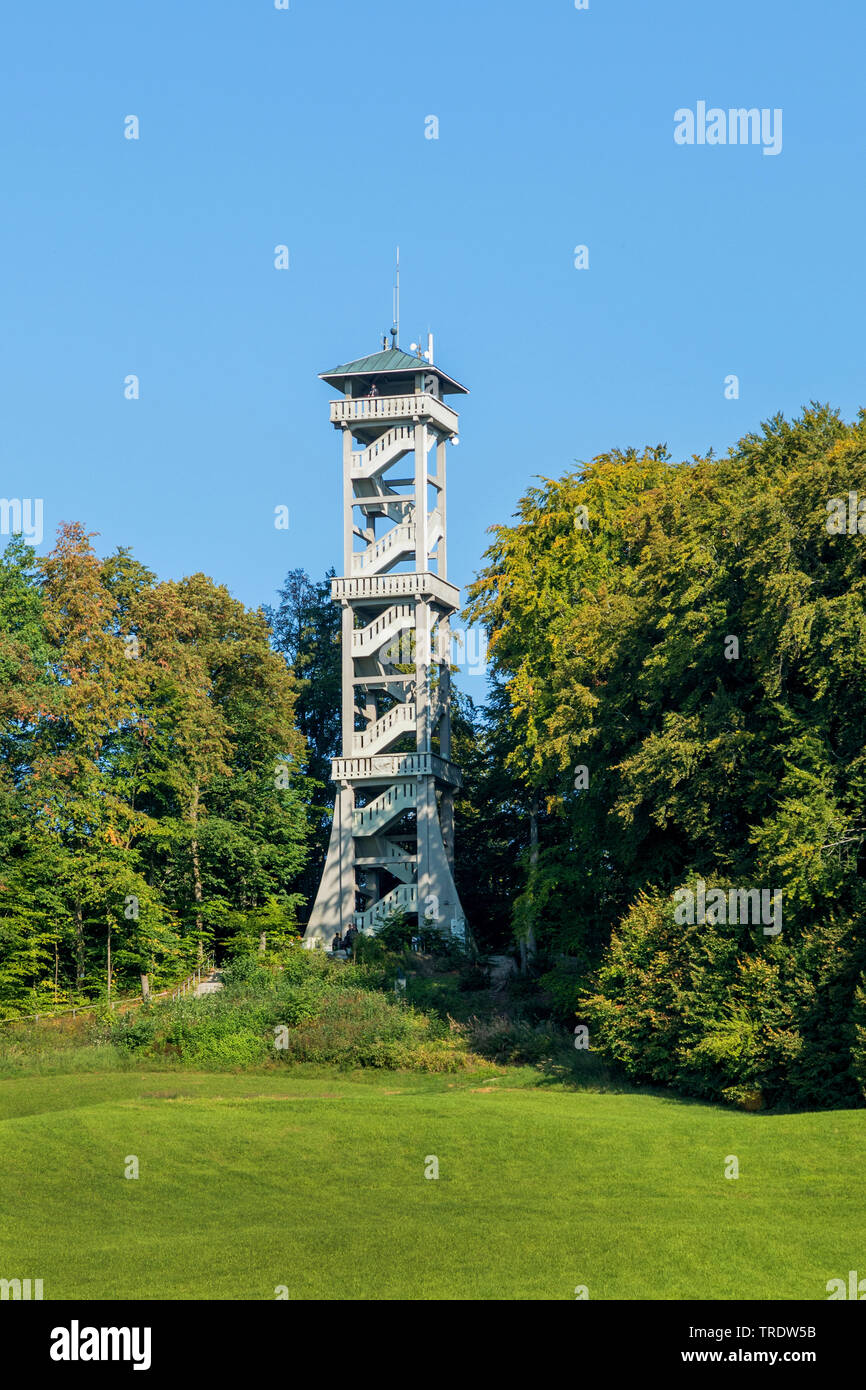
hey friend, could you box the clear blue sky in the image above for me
[1,0,864,618]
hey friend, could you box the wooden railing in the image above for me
[330,392,458,434]
[351,521,415,575]
[353,701,415,755]
[0,954,216,1028]
[331,570,460,609]
[168,954,217,1001]
[332,751,462,788]
[352,781,417,835]
[354,882,418,933]
[351,424,416,476]
[351,603,415,656]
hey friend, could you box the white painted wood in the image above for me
[304,368,470,949]
[331,571,459,609]
[329,392,458,435]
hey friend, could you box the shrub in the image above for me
[276,981,326,1027]
[373,911,414,952]
[278,989,482,1071]
[277,940,331,986]
[581,885,823,1106]
[458,958,490,992]
[110,1009,159,1053]
[101,945,548,1076]
[467,1014,568,1066]
[538,959,586,1023]
[220,956,272,990]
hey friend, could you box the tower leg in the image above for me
[416,777,468,943]
[440,790,455,869]
[304,784,356,948]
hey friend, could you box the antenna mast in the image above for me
[391,247,400,348]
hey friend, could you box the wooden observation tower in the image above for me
[303,331,469,949]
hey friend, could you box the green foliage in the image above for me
[278,989,478,1071]
[221,898,304,962]
[469,405,866,1107]
[104,947,484,1073]
[372,910,414,952]
[581,885,846,1108]
[538,959,587,1024]
[9,403,866,1110]
[465,1014,575,1067]
[457,957,491,992]
[264,566,340,910]
[0,527,313,1013]
[219,956,273,989]
[451,690,525,951]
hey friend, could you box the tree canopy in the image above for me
[467,404,866,1106]
[0,525,310,1013]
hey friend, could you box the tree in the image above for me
[0,527,314,1014]
[470,406,866,1106]
[131,572,310,961]
[265,567,341,906]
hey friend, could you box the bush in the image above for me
[405,975,465,1019]
[278,989,483,1071]
[373,911,414,952]
[430,934,470,968]
[277,981,326,1027]
[467,1014,569,1066]
[458,958,490,992]
[538,959,586,1023]
[276,940,331,986]
[220,956,272,990]
[582,886,819,1107]
[110,1009,159,1053]
[106,955,489,1073]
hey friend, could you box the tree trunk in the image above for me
[74,899,86,984]
[140,973,150,999]
[521,790,539,973]
[190,783,205,961]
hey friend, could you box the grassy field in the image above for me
[1,1063,863,1300]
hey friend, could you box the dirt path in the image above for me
[194,970,224,997]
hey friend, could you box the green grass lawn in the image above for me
[0,1064,863,1300]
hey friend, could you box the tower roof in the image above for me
[320,347,468,396]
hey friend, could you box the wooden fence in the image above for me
[0,954,217,1029]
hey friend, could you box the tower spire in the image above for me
[391,246,400,348]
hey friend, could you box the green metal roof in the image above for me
[320,346,468,395]
[326,348,424,375]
